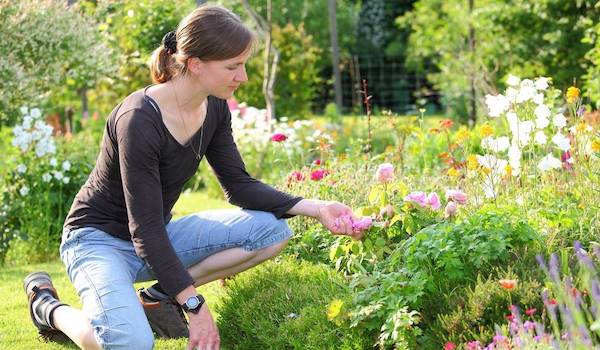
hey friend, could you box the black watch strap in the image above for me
[181,294,205,314]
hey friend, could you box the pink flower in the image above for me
[288,171,304,182]
[466,340,481,350]
[380,204,394,218]
[333,215,372,233]
[426,192,441,210]
[227,97,239,111]
[310,169,329,181]
[493,334,506,344]
[445,201,458,218]
[375,163,395,183]
[352,217,373,232]
[444,342,457,350]
[271,133,287,142]
[404,191,428,207]
[313,159,322,166]
[445,189,467,205]
[525,307,536,316]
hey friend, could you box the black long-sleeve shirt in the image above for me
[64,88,303,297]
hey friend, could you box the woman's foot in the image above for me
[23,272,68,341]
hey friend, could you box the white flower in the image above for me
[42,173,52,182]
[30,108,41,119]
[534,104,551,120]
[16,164,27,174]
[552,132,570,151]
[520,79,535,89]
[553,113,567,128]
[63,177,70,184]
[19,186,30,196]
[505,87,518,101]
[535,116,549,129]
[50,158,58,167]
[516,79,536,103]
[22,116,33,129]
[482,136,510,152]
[476,154,508,180]
[534,131,547,145]
[53,171,64,180]
[507,116,534,147]
[62,160,71,171]
[485,94,510,117]
[506,74,520,86]
[533,93,544,105]
[508,144,521,176]
[20,106,28,115]
[538,154,562,171]
[534,77,550,90]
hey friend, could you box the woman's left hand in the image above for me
[316,201,365,240]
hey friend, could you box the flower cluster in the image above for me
[12,107,56,157]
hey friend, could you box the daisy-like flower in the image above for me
[484,94,510,117]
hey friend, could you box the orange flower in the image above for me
[429,127,441,134]
[440,119,454,129]
[499,279,517,290]
[566,86,580,103]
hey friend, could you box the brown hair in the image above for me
[150,5,254,84]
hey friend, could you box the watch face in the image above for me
[186,296,200,309]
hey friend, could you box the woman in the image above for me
[23,5,365,350]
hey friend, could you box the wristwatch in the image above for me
[181,294,205,314]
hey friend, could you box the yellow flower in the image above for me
[327,299,344,321]
[480,124,494,137]
[447,167,459,177]
[592,140,600,153]
[576,122,587,133]
[479,167,492,175]
[504,165,512,178]
[566,86,580,103]
[455,127,470,144]
[466,155,479,170]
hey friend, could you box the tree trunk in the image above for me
[328,0,343,112]
[242,0,278,128]
[468,0,477,125]
[80,88,89,121]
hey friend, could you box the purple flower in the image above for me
[577,106,586,116]
[523,320,536,331]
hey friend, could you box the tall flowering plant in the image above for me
[480,75,599,199]
[1,107,92,263]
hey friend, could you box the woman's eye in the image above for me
[227,67,237,71]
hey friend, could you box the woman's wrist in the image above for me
[287,198,328,219]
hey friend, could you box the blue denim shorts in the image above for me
[59,209,292,350]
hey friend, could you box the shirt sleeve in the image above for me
[205,101,303,219]
[115,109,194,297]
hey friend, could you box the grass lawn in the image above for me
[0,191,234,350]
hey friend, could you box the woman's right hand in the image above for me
[186,303,220,350]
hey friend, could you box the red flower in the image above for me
[313,159,322,166]
[440,119,454,129]
[525,307,536,316]
[310,169,329,181]
[547,299,558,306]
[271,133,287,142]
[506,314,515,322]
[499,279,517,290]
[444,342,457,350]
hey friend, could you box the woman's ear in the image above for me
[187,57,204,75]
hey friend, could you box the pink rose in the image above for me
[444,342,457,350]
[445,201,458,218]
[379,204,394,218]
[333,215,372,233]
[375,163,395,183]
[271,133,287,142]
[426,192,441,210]
[445,189,467,205]
[404,191,428,208]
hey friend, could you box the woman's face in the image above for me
[189,47,251,99]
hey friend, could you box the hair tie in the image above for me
[162,31,177,55]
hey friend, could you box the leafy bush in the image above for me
[426,275,545,348]
[0,1,116,126]
[216,258,371,349]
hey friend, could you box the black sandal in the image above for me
[23,272,69,342]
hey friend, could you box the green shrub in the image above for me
[424,275,545,348]
[216,257,370,349]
